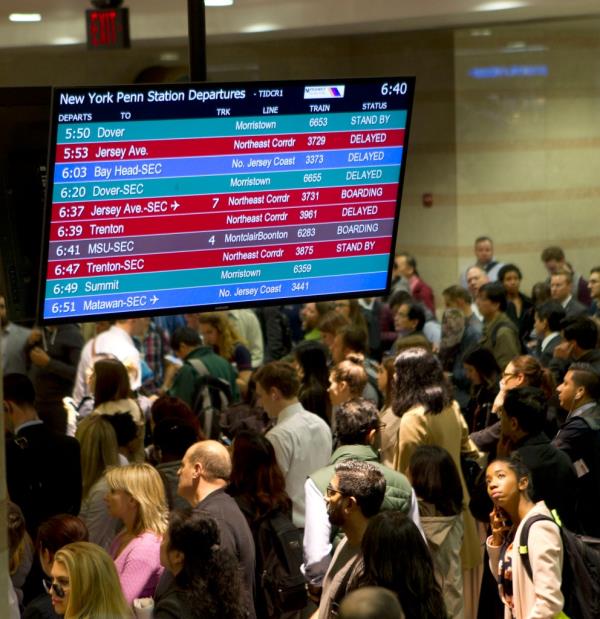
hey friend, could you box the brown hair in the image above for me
[331,354,368,398]
[254,361,300,398]
[510,355,555,400]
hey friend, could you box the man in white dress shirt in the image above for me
[255,361,332,528]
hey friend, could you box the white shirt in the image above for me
[266,402,332,528]
[541,331,561,352]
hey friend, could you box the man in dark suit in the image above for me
[3,373,81,535]
[533,301,565,367]
[551,270,587,319]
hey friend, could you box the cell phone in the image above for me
[164,354,183,367]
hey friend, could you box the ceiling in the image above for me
[2,0,600,49]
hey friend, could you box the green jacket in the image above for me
[310,444,413,514]
[169,345,240,406]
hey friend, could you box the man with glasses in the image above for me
[312,460,385,619]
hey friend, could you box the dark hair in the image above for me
[475,236,493,245]
[228,430,292,518]
[335,460,386,518]
[335,398,379,446]
[478,282,508,312]
[498,263,523,282]
[150,395,201,435]
[93,358,130,406]
[167,509,248,619]
[104,412,138,448]
[360,511,447,619]
[397,252,418,275]
[337,324,369,355]
[393,348,452,416]
[535,301,566,332]
[510,355,555,400]
[568,363,600,401]
[561,317,598,350]
[171,326,201,351]
[153,418,198,461]
[254,361,300,398]
[552,269,573,284]
[3,373,36,407]
[319,311,350,336]
[591,266,600,276]
[531,281,551,306]
[331,354,368,398]
[294,340,330,387]
[36,514,89,556]
[462,347,500,385]
[502,387,548,435]
[541,246,565,262]
[387,289,412,312]
[408,446,463,516]
[442,285,471,304]
[487,455,533,501]
[399,301,426,332]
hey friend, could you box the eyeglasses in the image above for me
[43,578,69,598]
[325,484,346,498]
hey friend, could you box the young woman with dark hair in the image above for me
[391,347,482,617]
[485,457,564,618]
[155,508,248,619]
[294,339,331,425]
[408,445,465,618]
[358,510,447,619]
[462,346,501,433]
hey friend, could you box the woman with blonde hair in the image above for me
[105,463,168,604]
[197,311,251,396]
[48,541,132,617]
[76,414,121,549]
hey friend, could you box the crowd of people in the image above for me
[3,236,600,619]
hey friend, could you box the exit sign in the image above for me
[86,7,130,49]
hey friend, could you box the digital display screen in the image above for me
[39,77,415,323]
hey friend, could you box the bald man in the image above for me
[177,440,256,617]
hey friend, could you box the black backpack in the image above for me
[519,511,600,619]
[186,358,232,440]
[255,510,307,618]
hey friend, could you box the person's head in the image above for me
[360,511,445,619]
[177,440,232,504]
[171,326,201,359]
[485,456,533,512]
[150,395,200,435]
[550,269,573,303]
[439,308,466,354]
[105,463,168,536]
[589,267,600,301]
[160,508,246,617]
[104,412,138,459]
[293,339,330,385]
[408,445,463,516]
[3,372,37,432]
[557,363,600,411]
[501,386,547,441]
[531,281,552,306]
[477,282,507,319]
[92,358,130,406]
[8,502,27,576]
[153,418,199,463]
[331,324,369,364]
[334,398,380,447]
[326,461,386,527]
[393,348,452,416]
[76,415,119,499]
[501,355,554,400]
[228,430,291,515]
[474,236,494,265]
[534,301,566,337]
[387,290,412,314]
[394,253,418,278]
[393,301,426,335]
[442,285,471,311]
[329,354,368,406]
[498,264,523,296]
[36,515,89,577]
[301,301,334,332]
[466,265,489,298]
[319,311,351,350]
[50,541,131,618]
[561,316,599,355]
[197,311,241,359]
[338,587,404,619]
[462,346,500,387]
[254,361,300,417]
[541,246,566,275]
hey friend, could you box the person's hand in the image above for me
[489,506,511,546]
[29,346,50,367]
[492,388,506,415]
[27,328,43,346]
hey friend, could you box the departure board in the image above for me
[39,77,415,323]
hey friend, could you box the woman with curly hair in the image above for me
[105,462,168,604]
[155,508,249,619]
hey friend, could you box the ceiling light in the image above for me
[475,1,528,11]
[9,13,42,23]
[470,28,492,37]
[242,23,278,33]
[53,37,81,45]
[160,52,181,62]
[204,0,234,6]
